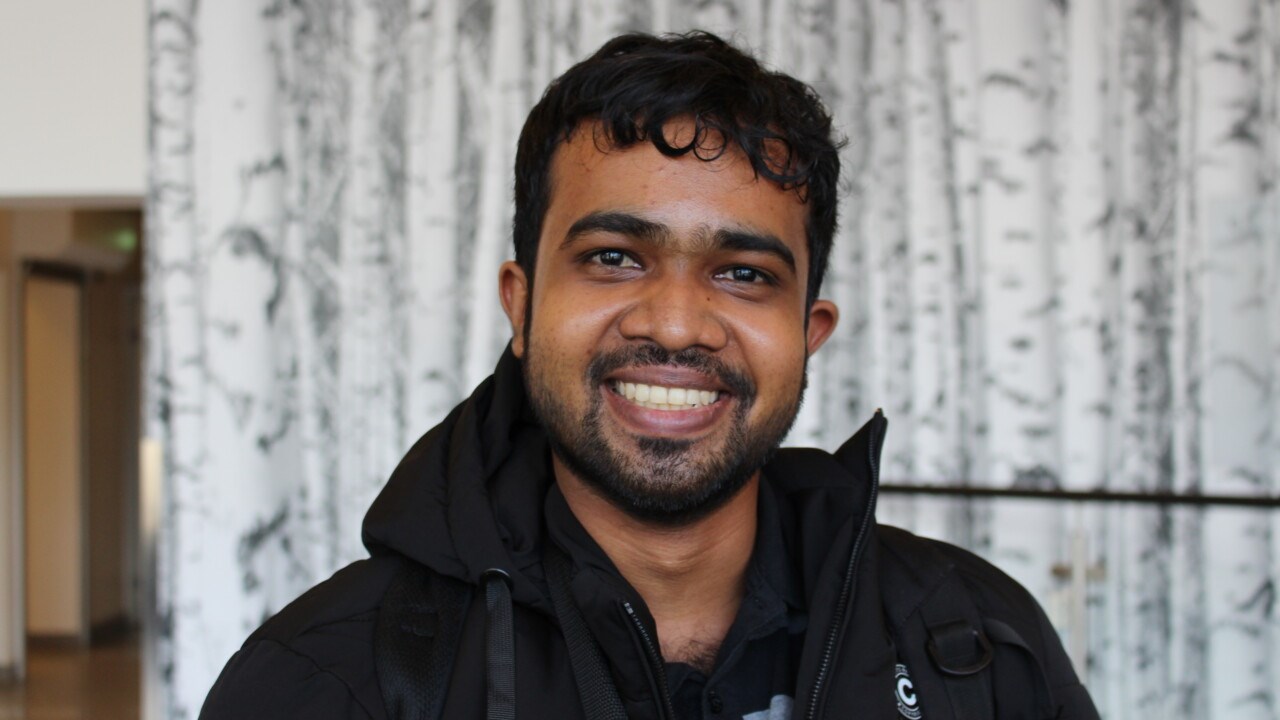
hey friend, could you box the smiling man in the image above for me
[202,32,1098,720]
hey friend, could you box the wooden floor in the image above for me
[0,635,139,720]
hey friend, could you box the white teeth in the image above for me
[611,381,720,411]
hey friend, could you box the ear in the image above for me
[498,261,529,357]
[804,299,838,356]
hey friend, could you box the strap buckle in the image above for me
[926,620,994,677]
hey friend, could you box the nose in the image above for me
[617,274,728,352]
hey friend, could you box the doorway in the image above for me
[22,258,142,643]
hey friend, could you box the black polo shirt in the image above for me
[665,484,806,720]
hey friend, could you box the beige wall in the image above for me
[9,210,132,271]
[0,212,19,668]
[23,277,85,638]
[0,0,146,199]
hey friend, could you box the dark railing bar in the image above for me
[878,483,1280,509]
[26,261,87,284]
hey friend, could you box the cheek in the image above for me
[734,315,810,398]
[528,284,622,367]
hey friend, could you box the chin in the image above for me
[549,431,768,527]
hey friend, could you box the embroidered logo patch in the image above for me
[895,663,922,719]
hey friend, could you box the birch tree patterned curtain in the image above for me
[146,0,1280,717]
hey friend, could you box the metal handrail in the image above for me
[879,483,1280,508]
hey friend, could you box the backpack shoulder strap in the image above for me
[375,557,473,720]
[878,526,994,720]
[544,546,627,720]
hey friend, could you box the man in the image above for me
[203,32,1098,719]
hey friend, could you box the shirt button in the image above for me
[708,690,724,714]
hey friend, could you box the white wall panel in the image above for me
[0,0,146,199]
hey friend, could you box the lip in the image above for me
[601,381,732,438]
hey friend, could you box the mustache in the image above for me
[585,344,755,401]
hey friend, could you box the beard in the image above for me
[523,340,806,526]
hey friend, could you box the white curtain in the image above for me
[146,0,1280,716]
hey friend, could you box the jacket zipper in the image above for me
[804,410,887,720]
[623,601,677,720]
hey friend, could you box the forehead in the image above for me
[540,121,809,261]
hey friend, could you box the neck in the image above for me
[555,456,758,667]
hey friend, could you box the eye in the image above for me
[590,249,640,268]
[718,266,772,284]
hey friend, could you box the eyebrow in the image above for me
[563,211,668,246]
[711,228,796,275]
[562,210,798,276]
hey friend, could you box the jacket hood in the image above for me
[362,344,887,615]
[362,346,556,611]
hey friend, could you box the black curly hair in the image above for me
[513,31,842,308]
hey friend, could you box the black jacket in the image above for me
[202,349,1098,719]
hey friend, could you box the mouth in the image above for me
[610,379,721,412]
[600,371,733,438]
